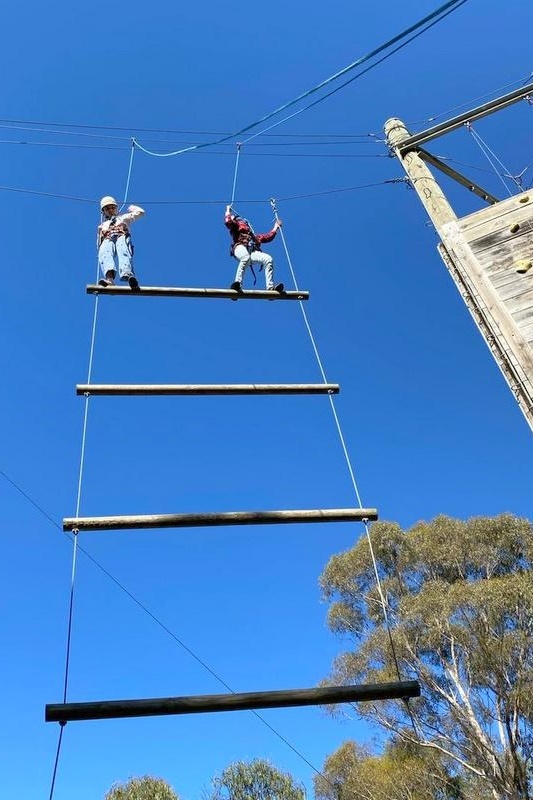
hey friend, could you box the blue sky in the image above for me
[2,0,533,798]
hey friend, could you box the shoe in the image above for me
[274,283,284,293]
[230,281,243,300]
[98,278,114,287]
[128,275,139,290]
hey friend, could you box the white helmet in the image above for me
[100,195,118,210]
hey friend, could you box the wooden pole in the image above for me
[63,507,379,532]
[384,117,457,234]
[396,80,533,153]
[76,384,340,396]
[46,680,421,722]
[87,285,309,301]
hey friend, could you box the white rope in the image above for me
[271,198,406,685]
[467,124,520,195]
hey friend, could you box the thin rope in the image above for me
[230,144,241,206]
[0,466,333,792]
[0,179,400,206]
[118,141,136,212]
[48,723,66,800]
[133,0,468,157]
[271,199,406,688]
[49,146,135,800]
[239,1,468,147]
[466,124,519,196]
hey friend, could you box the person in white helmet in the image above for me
[97,196,145,289]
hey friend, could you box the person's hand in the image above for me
[226,204,232,214]
[274,219,283,229]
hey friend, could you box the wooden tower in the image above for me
[385,81,533,432]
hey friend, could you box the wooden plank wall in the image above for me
[439,190,533,431]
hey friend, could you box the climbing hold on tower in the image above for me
[515,259,532,275]
[510,223,520,233]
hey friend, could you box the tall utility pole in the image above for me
[385,86,533,433]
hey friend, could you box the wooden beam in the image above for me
[76,384,340,396]
[63,507,379,532]
[385,118,457,233]
[418,148,499,205]
[46,680,421,722]
[397,80,533,153]
[87,285,309,301]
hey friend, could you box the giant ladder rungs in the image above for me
[63,507,378,532]
[46,680,421,722]
[76,383,339,396]
[87,285,309,301]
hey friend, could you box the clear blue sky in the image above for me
[2,1,533,798]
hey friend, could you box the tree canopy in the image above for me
[320,513,533,800]
[314,739,466,800]
[104,775,180,800]
[209,758,305,800]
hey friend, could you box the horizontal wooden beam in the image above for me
[398,80,533,153]
[46,680,420,722]
[77,384,339,396]
[87,285,309,301]
[63,507,378,532]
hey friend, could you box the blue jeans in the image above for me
[233,245,274,289]
[98,235,135,280]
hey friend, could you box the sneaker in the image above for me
[274,283,284,293]
[230,281,243,292]
[98,278,114,287]
[128,275,139,290]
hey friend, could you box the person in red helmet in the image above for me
[224,205,284,293]
[97,196,145,289]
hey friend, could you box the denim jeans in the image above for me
[233,245,274,289]
[98,235,134,279]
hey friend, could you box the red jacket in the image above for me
[225,212,278,254]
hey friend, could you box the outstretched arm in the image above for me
[256,219,282,244]
[119,204,145,225]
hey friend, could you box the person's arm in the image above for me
[118,204,145,225]
[256,219,282,244]
[225,204,236,230]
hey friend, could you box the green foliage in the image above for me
[104,775,180,800]
[314,739,465,800]
[209,759,305,800]
[320,514,533,799]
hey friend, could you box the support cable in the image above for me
[48,147,135,800]
[0,464,333,790]
[270,198,407,691]
[238,0,467,147]
[466,123,521,195]
[132,0,468,158]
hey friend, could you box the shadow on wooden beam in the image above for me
[46,681,421,722]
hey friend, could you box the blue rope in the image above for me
[133,0,468,158]
[239,0,468,146]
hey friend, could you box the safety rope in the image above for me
[132,0,469,158]
[48,148,135,800]
[229,144,241,207]
[270,197,406,685]
[466,123,521,196]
